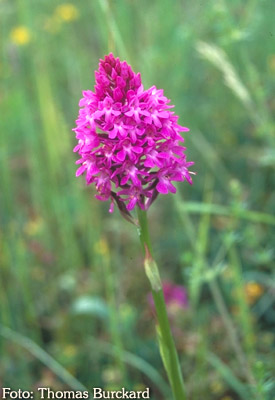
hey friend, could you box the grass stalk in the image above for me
[178,201,275,226]
[99,238,128,385]
[227,246,256,359]
[208,278,256,387]
[0,325,88,391]
[97,0,129,60]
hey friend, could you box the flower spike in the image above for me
[74,54,194,212]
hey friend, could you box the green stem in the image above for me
[137,206,153,254]
[137,208,186,400]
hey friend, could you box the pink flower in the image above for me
[148,281,188,313]
[74,54,194,213]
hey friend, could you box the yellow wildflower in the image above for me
[245,281,264,305]
[102,367,122,384]
[55,4,79,22]
[210,380,224,394]
[10,26,31,46]
[94,237,109,257]
[119,304,133,321]
[133,384,146,392]
[63,344,77,357]
[24,216,44,236]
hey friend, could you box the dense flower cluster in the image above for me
[74,53,194,213]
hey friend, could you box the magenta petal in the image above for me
[117,149,126,162]
[113,87,123,102]
[127,197,137,210]
[171,172,183,181]
[158,152,170,159]
[116,76,126,88]
[179,126,190,132]
[121,176,129,185]
[158,111,170,118]
[144,158,155,168]
[109,129,117,139]
[185,174,193,184]
[156,181,169,194]
[173,146,186,155]
[140,110,150,116]
[76,165,86,177]
[131,175,141,186]
[167,181,177,193]
[132,146,143,153]
[153,117,162,128]
[109,200,115,213]
[125,110,134,117]
[95,194,109,201]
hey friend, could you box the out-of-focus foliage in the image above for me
[0,1,274,399]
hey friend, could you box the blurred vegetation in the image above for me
[0,0,274,399]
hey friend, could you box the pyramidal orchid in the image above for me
[74,53,194,215]
[74,54,193,400]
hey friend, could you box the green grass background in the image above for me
[0,0,274,399]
